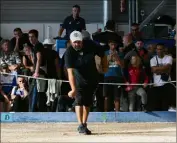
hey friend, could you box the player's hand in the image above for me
[68,90,76,99]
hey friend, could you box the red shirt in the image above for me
[127,66,149,85]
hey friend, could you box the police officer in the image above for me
[58,5,86,40]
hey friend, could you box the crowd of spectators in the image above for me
[0,5,176,113]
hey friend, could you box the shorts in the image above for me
[0,94,5,102]
[103,77,123,100]
[75,85,97,107]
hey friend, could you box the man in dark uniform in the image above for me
[58,5,86,40]
[64,31,105,135]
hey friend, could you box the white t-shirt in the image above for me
[150,55,172,87]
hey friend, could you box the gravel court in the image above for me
[1,122,176,142]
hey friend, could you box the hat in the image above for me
[81,30,90,40]
[70,31,83,42]
[43,38,55,45]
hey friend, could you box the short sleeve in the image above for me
[64,48,75,68]
[166,56,173,65]
[82,19,86,30]
[35,43,43,53]
[62,17,68,29]
[150,57,157,67]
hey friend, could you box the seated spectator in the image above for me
[128,23,142,42]
[147,43,176,111]
[125,56,148,112]
[22,43,34,76]
[10,28,29,52]
[103,40,124,112]
[0,39,21,73]
[11,77,29,112]
[0,63,17,111]
[0,83,11,112]
[43,38,61,79]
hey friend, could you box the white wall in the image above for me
[0,23,129,42]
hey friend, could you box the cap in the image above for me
[70,31,83,42]
[43,38,55,45]
[81,30,90,40]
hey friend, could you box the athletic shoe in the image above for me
[83,123,92,135]
[77,124,85,134]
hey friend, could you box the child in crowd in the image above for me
[125,56,148,112]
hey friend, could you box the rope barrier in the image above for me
[0,72,176,86]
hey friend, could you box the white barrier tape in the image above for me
[0,72,176,86]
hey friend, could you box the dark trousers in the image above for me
[147,83,176,111]
[13,96,29,112]
[28,79,47,112]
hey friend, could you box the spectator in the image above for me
[92,20,123,49]
[58,5,86,40]
[43,39,61,79]
[0,39,21,73]
[123,35,136,56]
[147,44,156,59]
[28,29,47,112]
[10,28,29,52]
[0,62,17,112]
[22,43,34,76]
[128,23,142,42]
[65,31,105,134]
[148,43,175,111]
[0,83,11,112]
[11,77,29,112]
[103,40,124,112]
[125,56,148,112]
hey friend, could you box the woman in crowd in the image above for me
[125,56,148,112]
[11,77,29,112]
[22,43,34,76]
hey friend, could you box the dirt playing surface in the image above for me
[1,122,176,142]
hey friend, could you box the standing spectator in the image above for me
[65,31,105,134]
[43,39,61,79]
[28,29,47,112]
[125,56,148,111]
[147,44,156,59]
[148,43,175,111]
[10,28,29,52]
[11,77,29,112]
[58,5,86,40]
[128,23,142,42]
[103,40,124,112]
[92,20,123,49]
[0,39,21,73]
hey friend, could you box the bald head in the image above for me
[123,35,132,46]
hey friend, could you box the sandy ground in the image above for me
[1,122,176,142]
